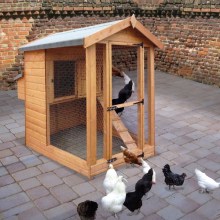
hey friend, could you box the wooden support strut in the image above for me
[107,99,144,111]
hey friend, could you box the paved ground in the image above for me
[0,71,220,220]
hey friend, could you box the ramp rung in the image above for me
[97,97,137,149]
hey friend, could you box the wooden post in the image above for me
[103,44,111,159]
[108,43,113,158]
[147,47,155,148]
[137,46,145,150]
[86,45,97,166]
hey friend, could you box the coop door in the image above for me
[110,44,145,158]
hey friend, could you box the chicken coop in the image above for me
[17,15,163,178]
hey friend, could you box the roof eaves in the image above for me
[84,16,132,48]
[19,38,84,52]
[135,21,164,50]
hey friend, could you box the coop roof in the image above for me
[19,15,163,52]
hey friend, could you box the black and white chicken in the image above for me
[123,183,145,215]
[195,168,220,193]
[77,200,98,220]
[135,168,154,197]
[162,164,187,190]
[112,69,135,114]
[140,158,156,184]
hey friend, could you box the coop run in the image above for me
[17,15,163,178]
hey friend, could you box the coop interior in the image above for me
[48,44,148,161]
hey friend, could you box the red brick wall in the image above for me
[141,16,220,86]
[0,0,220,89]
[0,17,34,89]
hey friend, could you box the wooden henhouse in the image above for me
[17,15,163,178]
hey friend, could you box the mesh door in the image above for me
[111,45,144,152]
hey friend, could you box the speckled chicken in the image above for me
[77,200,98,220]
[120,146,142,166]
[162,164,187,190]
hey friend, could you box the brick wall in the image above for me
[0,0,220,89]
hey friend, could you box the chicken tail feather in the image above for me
[120,146,127,151]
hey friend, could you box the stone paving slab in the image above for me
[0,71,220,219]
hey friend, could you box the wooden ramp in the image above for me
[97,98,138,150]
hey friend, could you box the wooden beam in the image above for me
[84,17,131,48]
[86,44,97,166]
[108,43,113,159]
[110,100,143,109]
[137,46,145,151]
[147,47,155,148]
[135,21,164,50]
[103,44,111,159]
[130,14,137,28]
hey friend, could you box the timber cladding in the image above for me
[0,0,220,90]
[24,50,47,147]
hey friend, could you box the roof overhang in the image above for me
[19,15,163,52]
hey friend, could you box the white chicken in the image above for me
[101,175,127,219]
[195,168,220,193]
[103,164,118,194]
[140,158,156,184]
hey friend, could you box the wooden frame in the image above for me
[86,44,97,166]
[17,15,163,178]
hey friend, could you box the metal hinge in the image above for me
[107,157,117,163]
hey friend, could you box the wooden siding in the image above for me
[17,77,25,100]
[102,27,152,46]
[24,50,47,148]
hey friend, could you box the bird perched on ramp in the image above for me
[162,164,187,190]
[112,66,135,114]
[77,200,98,220]
[195,168,220,193]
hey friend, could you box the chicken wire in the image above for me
[49,44,148,161]
[50,98,87,159]
[96,44,124,159]
[112,45,148,149]
[49,54,88,160]
[53,60,76,98]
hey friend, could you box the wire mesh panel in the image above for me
[144,48,149,140]
[49,55,87,160]
[54,61,75,98]
[111,45,144,152]
[50,98,87,159]
[96,44,126,159]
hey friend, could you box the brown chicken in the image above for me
[120,146,142,166]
